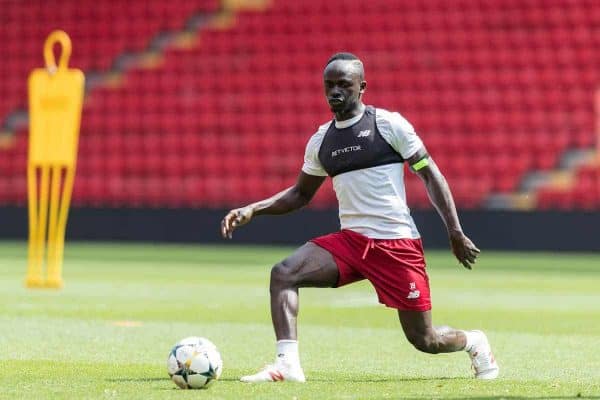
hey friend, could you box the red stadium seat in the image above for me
[1,0,597,209]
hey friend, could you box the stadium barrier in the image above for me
[1,207,599,252]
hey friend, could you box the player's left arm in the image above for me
[407,148,480,269]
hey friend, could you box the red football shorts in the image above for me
[311,229,431,311]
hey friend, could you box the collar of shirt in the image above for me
[334,105,366,129]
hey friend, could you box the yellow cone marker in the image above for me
[26,31,84,288]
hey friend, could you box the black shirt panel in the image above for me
[317,106,405,178]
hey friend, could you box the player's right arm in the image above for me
[222,125,329,239]
[221,172,326,239]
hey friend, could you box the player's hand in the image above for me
[221,206,254,239]
[448,230,480,270]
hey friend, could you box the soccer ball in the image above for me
[166,336,223,389]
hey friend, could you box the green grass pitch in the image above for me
[1,241,599,399]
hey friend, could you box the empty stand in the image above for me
[537,164,600,210]
[1,0,598,209]
[0,0,219,119]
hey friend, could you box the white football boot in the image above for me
[240,359,306,383]
[467,330,499,379]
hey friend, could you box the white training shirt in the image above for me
[302,107,423,239]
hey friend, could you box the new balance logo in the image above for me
[357,129,371,137]
[407,282,420,299]
[268,371,285,381]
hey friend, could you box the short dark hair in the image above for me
[326,52,361,66]
[325,52,365,80]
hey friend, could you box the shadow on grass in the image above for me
[105,377,600,399]
[107,376,467,384]
[106,377,165,383]
[106,376,477,385]
[106,377,240,383]
[308,376,461,383]
[400,398,600,400]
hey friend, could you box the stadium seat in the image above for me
[1,0,598,210]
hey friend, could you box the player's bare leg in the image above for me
[270,242,339,340]
[398,310,466,353]
[241,242,339,383]
[398,310,499,379]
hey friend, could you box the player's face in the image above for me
[323,61,366,117]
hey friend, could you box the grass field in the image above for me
[1,241,599,399]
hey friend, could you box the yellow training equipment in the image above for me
[25,31,84,288]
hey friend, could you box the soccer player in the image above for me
[221,52,499,383]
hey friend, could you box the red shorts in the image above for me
[311,229,431,311]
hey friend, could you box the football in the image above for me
[166,336,223,389]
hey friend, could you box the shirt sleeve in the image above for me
[301,131,328,177]
[381,111,424,159]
